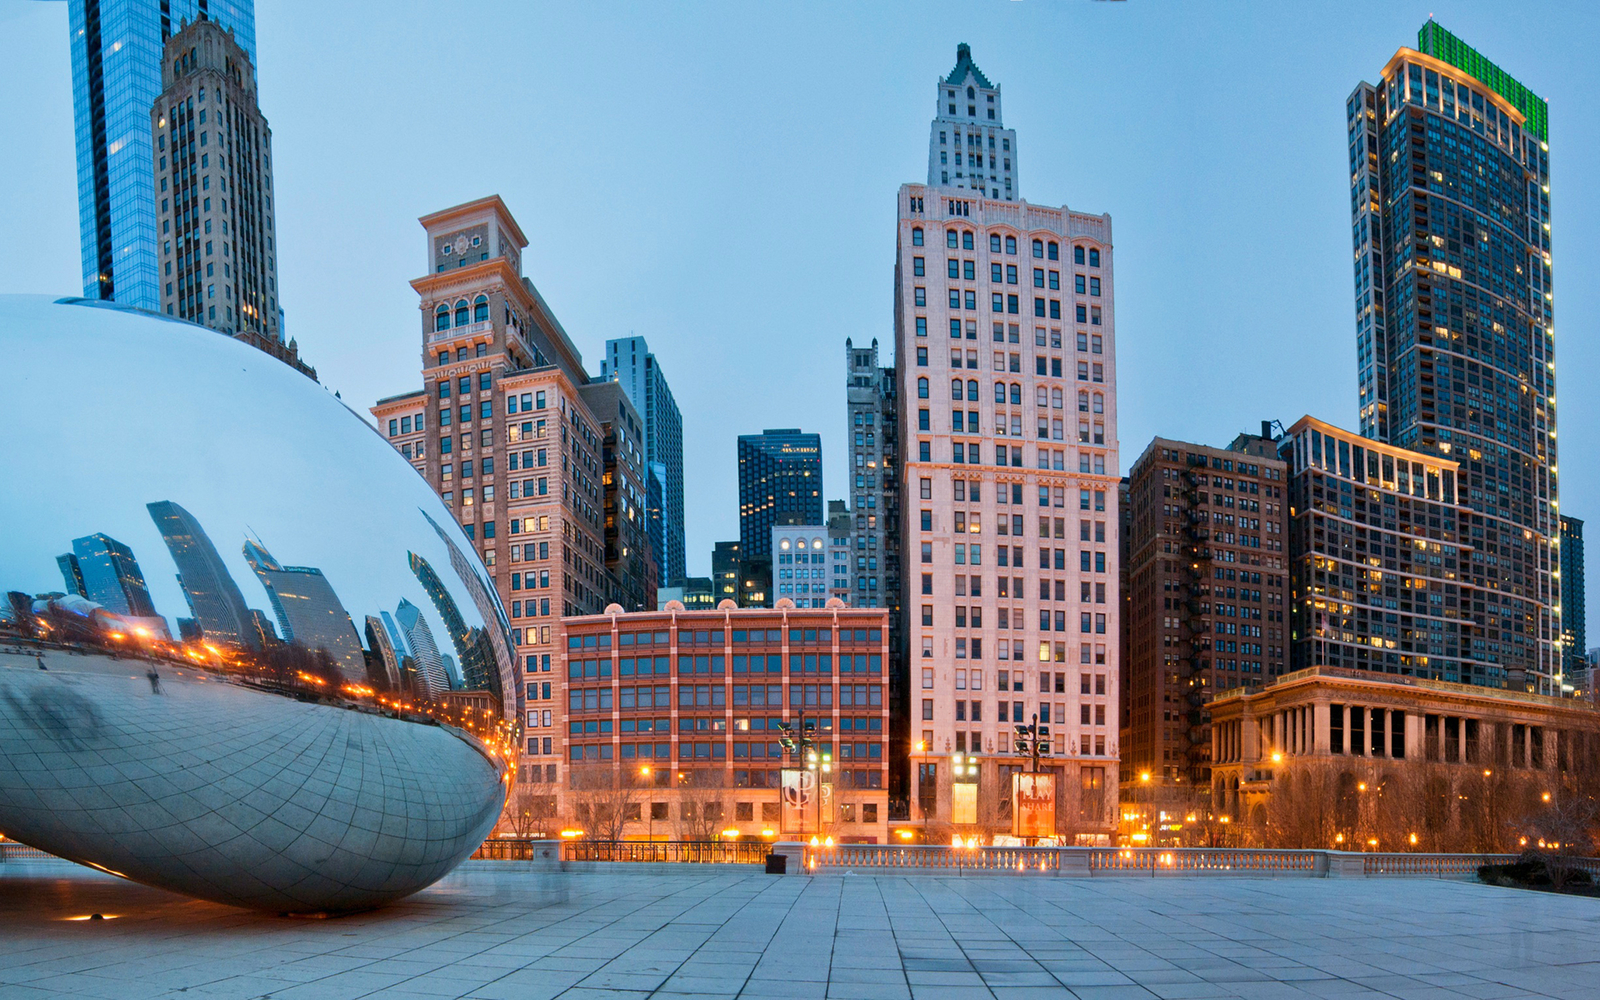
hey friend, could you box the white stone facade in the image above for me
[772,525,832,609]
[926,44,1018,202]
[895,184,1120,834]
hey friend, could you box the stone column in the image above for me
[1313,700,1330,755]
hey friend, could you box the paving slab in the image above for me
[0,860,1595,1000]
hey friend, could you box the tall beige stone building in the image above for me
[373,196,656,805]
[899,46,1119,841]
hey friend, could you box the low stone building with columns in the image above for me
[1210,665,1600,850]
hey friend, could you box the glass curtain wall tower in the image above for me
[69,0,255,309]
[1348,21,1559,692]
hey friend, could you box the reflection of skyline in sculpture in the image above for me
[394,598,450,699]
[419,509,516,705]
[381,610,410,659]
[147,500,260,650]
[242,537,366,680]
[408,550,494,698]
[64,533,159,618]
[364,615,402,690]
[57,553,85,599]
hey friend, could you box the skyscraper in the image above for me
[737,428,822,560]
[151,16,309,376]
[603,337,685,587]
[845,338,899,614]
[1560,515,1585,684]
[580,378,658,611]
[1122,432,1288,790]
[394,598,448,700]
[926,43,1017,202]
[69,532,158,618]
[370,195,658,789]
[68,0,255,309]
[241,538,366,680]
[1349,21,1558,692]
[147,499,257,648]
[898,45,1119,836]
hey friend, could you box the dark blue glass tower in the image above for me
[737,428,823,560]
[68,0,255,308]
[1348,21,1558,692]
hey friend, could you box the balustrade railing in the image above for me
[1088,848,1319,874]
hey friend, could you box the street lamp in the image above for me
[1008,714,1051,844]
[778,712,817,841]
[640,765,653,844]
[1139,771,1151,844]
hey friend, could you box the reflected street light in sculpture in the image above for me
[0,296,515,912]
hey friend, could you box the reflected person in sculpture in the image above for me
[0,296,516,912]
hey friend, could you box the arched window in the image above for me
[1077,391,1089,412]
[1074,245,1086,265]
[1009,383,1021,405]
[966,379,978,401]
[434,305,450,332]
[1032,239,1043,258]
[454,299,469,326]
[912,227,924,246]
[917,377,929,399]
[1092,393,1104,414]
[1051,387,1063,409]
[966,86,975,99]
[1036,386,1048,407]
[473,294,489,322]
[1047,241,1059,261]
[951,379,963,401]
[993,382,1005,404]
[1089,248,1101,268]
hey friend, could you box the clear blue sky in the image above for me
[2,0,1597,593]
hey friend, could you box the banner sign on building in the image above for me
[1011,772,1056,839]
[780,768,814,833]
[951,781,978,826]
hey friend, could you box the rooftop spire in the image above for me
[945,42,993,89]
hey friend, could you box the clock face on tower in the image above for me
[452,235,470,255]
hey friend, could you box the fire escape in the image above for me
[1176,464,1211,784]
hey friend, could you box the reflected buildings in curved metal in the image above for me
[0,296,516,912]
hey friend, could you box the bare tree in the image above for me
[568,764,640,842]
[501,783,557,839]
[675,769,728,842]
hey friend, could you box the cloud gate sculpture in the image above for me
[0,296,515,912]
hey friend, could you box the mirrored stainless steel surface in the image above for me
[0,296,515,911]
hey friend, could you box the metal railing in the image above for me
[472,839,555,861]
[807,843,1059,872]
[561,840,771,864]
[0,842,57,862]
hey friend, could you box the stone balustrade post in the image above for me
[528,840,562,871]
[1056,847,1092,877]
[1322,850,1366,878]
[772,841,806,874]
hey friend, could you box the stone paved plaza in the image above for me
[1,860,1598,1000]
